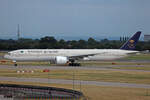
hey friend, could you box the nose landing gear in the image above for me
[12,60,17,66]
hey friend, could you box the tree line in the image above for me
[0,36,149,51]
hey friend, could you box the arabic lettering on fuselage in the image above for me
[28,50,58,54]
[43,51,58,53]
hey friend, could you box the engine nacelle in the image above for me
[83,57,90,61]
[55,56,68,64]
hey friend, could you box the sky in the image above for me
[0,0,149,40]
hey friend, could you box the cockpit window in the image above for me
[20,51,24,53]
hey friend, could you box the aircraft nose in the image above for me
[4,54,10,59]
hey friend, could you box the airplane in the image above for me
[4,31,141,66]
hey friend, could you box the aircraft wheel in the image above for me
[14,63,17,66]
[77,63,81,66]
[69,63,73,66]
[69,63,80,66]
[74,63,77,66]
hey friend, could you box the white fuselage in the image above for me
[4,49,138,61]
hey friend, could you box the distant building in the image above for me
[144,35,150,41]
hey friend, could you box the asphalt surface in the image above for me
[0,77,150,89]
[0,65,150,72]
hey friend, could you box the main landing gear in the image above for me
[69,63,81,66]
[68,59,81,66]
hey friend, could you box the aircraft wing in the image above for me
[67,52,107,60]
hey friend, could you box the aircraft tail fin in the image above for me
[120,31,141,50]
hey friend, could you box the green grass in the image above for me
[0,52,6,56]
[81,54,150,66]
[112,66,150,71]
[125,54,150,60]
[81,61,150,66]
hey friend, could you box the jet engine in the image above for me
[54,56,69,64]
[83,57,90,61]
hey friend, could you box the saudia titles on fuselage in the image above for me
[20,50,58,54]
